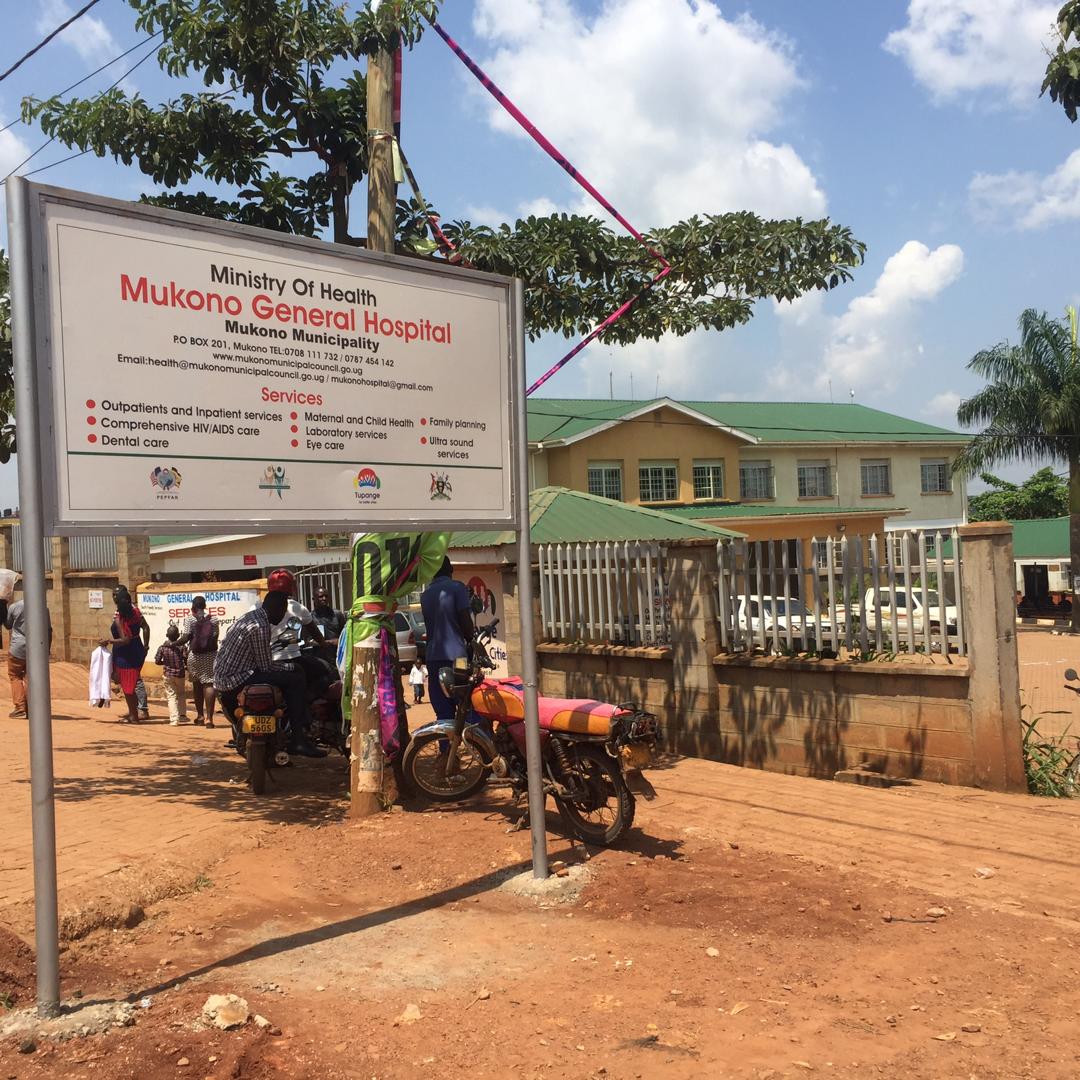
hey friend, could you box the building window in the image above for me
[587,463,622,501]
[739,461,774,500]
[797,460,832,498]
[921,458,951,494]
[639,462,678,502]
[860,459,892,496]
[692,460,725,500]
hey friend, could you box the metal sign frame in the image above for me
[18,180,522,536]
[7,176,548,1017]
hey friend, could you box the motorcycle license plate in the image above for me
[242,715,276,735]
[621,744,653,771]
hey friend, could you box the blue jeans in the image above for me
[428,663,457,722]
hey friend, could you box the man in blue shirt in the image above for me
[420,557,474,720]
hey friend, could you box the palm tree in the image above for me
[956,308,1080,632]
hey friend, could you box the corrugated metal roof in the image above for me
[451,487,742,549]
[1011,517,1068,559]
[663,502,906,520]
[528,398,968,445]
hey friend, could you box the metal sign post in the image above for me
[8,176,61,1015]
[512,280,548,879]
[6,177,548,1014]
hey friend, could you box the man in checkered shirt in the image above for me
[214,591,318,756]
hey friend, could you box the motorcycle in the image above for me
[231,680,290,796]
[229,619,345,795]
[403,620,659,846]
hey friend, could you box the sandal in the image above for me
[194,717,205,726]
[205,721,215,729]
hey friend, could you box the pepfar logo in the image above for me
[150,466,182,500]
[354,467,382,503]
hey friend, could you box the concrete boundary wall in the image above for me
[525,523,1025,792]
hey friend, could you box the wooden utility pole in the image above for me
[349,47,399,818]
[366,47,396,255]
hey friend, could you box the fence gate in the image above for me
[295,561,351,613]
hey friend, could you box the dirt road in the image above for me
[1,663,1079,1078]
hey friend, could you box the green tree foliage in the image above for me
[968,468,1069,522]
[1043,1,1080,121]
[23,1,864,336]
[955,308,1080,628]
[7,0,865,449]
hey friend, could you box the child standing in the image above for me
[408,660,427,704]
[155,625,188,726]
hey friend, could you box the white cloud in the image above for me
[923,390,963,426]
[471,0,826,226]
[884,0,1058,107]
[0,126,33,179]
[821,241,964,393]
[970,149,1080,228]
[37,0,119,66]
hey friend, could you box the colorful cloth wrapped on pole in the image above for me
[338,531,450,758]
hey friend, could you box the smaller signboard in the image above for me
[88,589,104,609]
[137,582,262,670]
[464,570,508,678]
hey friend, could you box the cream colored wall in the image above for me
[540,407,744,504]
[737,445,965,524]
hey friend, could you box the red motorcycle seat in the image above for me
[472,679,617,736]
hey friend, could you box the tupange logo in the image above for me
[354,467,382,503]
[258,465,290,499]
[430,472,453,501]
[150,466,182,499]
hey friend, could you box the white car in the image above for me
[733,595,833,645]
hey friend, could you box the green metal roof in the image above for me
[150,535,205,547]
[527,398,968,446]
[451,487,742,549]
[1011,517,1068,559]
[661,502,906,520]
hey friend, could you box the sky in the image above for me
[0,0,1076,510]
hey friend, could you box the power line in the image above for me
[0,32,162,136]
[0,0,105,84]
[4,39,161,182]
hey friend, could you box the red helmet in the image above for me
[267,568,296,595]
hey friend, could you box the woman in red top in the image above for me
[99,586,150,724]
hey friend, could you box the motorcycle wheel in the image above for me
[247,739,268,795]
[553,743,635,846]
[404,731,490,802]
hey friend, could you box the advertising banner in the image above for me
[464,569,509,678]
[23,184,519,534]
[137,584,261,670]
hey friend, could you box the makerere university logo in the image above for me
[354,468,382,503]
[259,465,290,499]
[149,466,182,499]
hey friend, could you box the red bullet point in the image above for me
[290,412,298,420]
[420,436,427,445]
[290,425,298,433]
[86,415,96,425]
[291,439,298,448]
[420,417,427,425]
[87,434,97,444]
[85,399,95,409]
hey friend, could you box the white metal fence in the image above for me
[295,561,351,613]
[717,529,966,657]
[538,541,671,646]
